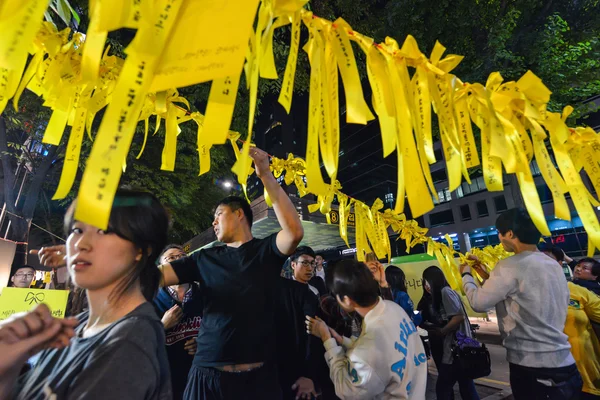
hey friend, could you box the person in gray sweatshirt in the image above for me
[460,208,582,400]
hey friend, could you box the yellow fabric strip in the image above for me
[150,0,260,92]
[544,112,600,252]
[80,3,107,82]
[330,18,374,125]
[42,91,75,146]
[529,119,570,221]
[380,42,433,217]
[136,118,149,159]
[53,86,92,199]
[411,69,436,197]
[303,17,328,196]
[516,170,551,236]
[201,73,241,146]
[12,51,43,112]
[75,0,184,229]
[0,0,49,70]
[430,73,462,191]
[454,94,480,169]
[362,41,396,158]
[160,104,179,171]
[278,11,301,113]
[469,97,504,191]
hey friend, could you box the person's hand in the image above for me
[291,377,317,400]
[562,250,573,263]
[30,245,67,268]
[249,147,271,179]
[459,262,471,275]
[328,327,343,345]
[161,305,183,330]
[366,261,385,284]
[466,255,490,280]
[0,304,78,376]
[306,315,331,342]
[184,338,197,355]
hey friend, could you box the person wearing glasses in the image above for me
[10,266,36,288]
[153,244,203,399]
[291,246,326,297]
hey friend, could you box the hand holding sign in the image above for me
[30,245,67,268]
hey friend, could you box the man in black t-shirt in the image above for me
[159,147,304,400]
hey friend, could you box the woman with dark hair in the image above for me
[417,280,447,368]
[306,259,427,398]
[423,266,479,400]
[3,189,172,399]
[385,265,421,325]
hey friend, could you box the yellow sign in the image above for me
[386,259,485,318]
[328,210,355,227]
[0,288,69,320]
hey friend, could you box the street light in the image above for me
[223,181,233,189]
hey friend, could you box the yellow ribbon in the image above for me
[75,0,184,229]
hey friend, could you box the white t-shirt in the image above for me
[323,298,427,399]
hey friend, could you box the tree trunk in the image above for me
[0,116,61,265]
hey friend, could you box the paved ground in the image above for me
[425,316,514,400]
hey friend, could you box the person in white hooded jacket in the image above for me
[306,259,427,399]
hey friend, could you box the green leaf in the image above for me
[43,10,54,23]
[56,0,71,26]
[65,0,80,25]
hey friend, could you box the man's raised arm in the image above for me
[250,147,304,256]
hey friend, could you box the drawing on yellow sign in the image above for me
[0,287,69,320]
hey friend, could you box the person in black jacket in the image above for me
[573,257,600,296]
[153,244,203,400]
[291,246,327,297]
[273,275,320,399]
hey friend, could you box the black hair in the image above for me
[495,208,541,245]
[539,244,565,262]
[160,244,184,259]
[329,259,380,307]
[422,266,449,311]
[12,265,35,275]
[290,246,316,263]
[385,265,407,293]
[216,196,253,229]
[577,257,600,280]
[64,188,170,302]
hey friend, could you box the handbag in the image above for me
[451,300,491,380]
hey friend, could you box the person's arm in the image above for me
[158,263,180,287]
[250,147,303,256]
[158,253,201,288]
[440,315,465,336]
[460,262,515,312]
[306,317,384,399]
[438,289,466,336]
[323,338,386,399]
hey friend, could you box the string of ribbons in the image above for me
[1,0,598,290]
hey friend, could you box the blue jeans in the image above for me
[509,363,582,400]
[436,361,480,400]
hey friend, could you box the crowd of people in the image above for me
[0,146,599,399]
